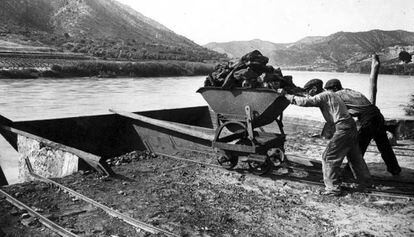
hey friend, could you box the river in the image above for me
[0,71,413,122]
[0,71,413,184]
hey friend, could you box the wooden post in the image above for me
[0,165,7,186]
[369,54,380,105]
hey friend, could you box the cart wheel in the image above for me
[268,148,285,167]
[248,157,271,176]
[217,153,238,170]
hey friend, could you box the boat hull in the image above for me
[1,105,412,184]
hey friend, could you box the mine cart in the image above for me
[197,87,290,175]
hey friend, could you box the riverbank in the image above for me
[3,62,414,79]
[282,63,414,75]
[2,51,414,79]
[0,60,216,79]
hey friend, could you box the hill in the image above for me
[0,0,225,62]
[204,39,287,61]
[204,30,414,74]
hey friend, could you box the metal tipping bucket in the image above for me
[196,87,290,128]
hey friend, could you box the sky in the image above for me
[117,0,414,45]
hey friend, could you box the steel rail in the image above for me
[387,145,414,152]
[159,152,222,169]
[286,153,414,186]
[292,140,413,157]
[286,134,414,152]
[156,152,414,199]
[160,164,196,174]
[168,139,414,186]
[163,149,414,186]
[25,159,179,237]
[0,188,79,237]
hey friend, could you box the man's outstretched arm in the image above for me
[283,93,322,107]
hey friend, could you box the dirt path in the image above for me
[1,134,414,236]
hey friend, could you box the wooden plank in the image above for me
[285,153,320,167]
[369,54,380,105]
[0,130,19,184]
[0,125,112,176]
[1,125,100,162]
[0,113,13,126]
[0,166,7,186]
[213,141,255,153]
[110,108,215,141]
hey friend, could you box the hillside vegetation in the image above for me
[0,0,225,62]
[205,30,414,74]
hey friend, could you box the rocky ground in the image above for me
[1,133,414,237]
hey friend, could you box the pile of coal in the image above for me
[105,150,157,166]
[204,50,303,94]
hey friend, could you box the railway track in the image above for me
[285,153,414,186]
[0,159,179,237]
[0,188,78,237]
[1,146,412,235]
[288,138,414,157]
[163,144,414,185]
[155,151,414,199]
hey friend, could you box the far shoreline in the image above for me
[0,60,217,79]
[1,58,414,79]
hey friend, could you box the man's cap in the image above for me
[324,79,342,89]
[303,79,323,91]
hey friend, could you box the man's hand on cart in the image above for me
[277,88,287,96]
[277,88,296,102]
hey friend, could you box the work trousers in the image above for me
[322,123,372,191]
[358,114,401,175]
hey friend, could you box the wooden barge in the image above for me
[0,101,312,184]
[0,98,413,185]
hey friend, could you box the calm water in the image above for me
[0,71,413,122]
[0,71,413,184]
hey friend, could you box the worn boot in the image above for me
[320,186,343,196]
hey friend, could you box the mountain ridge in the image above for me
[205,39,288,60]
[204,29,414,72]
